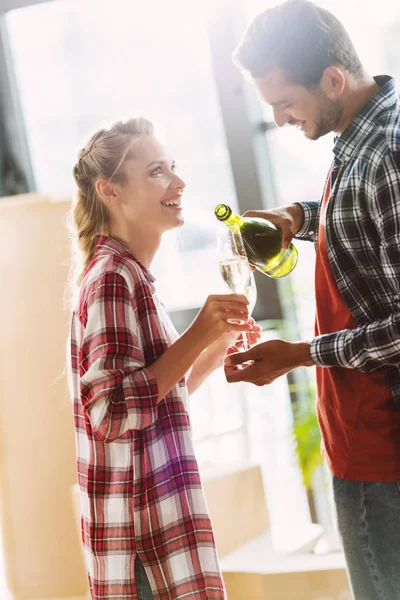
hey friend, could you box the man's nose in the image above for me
[273,107,290,127]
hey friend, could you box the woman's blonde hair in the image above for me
[68,117,154,299]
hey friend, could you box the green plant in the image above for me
[291,385,323,490]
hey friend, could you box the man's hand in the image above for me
[208,318,262,367]
[187,319,262,395]
[242,204,304,250]
[224,339,314,385]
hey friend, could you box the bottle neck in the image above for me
[222,209,244,230]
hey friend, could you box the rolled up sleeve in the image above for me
[80,271,159,441]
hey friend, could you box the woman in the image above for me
[68,117,260,600]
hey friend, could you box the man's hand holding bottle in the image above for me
[242,203,304,250]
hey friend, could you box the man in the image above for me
[226,1,400,598]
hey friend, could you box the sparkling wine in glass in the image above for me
[246,270,258,315]
[217,225,257,350]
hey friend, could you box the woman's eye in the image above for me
[171,164,176,172]
[151,166,163,176]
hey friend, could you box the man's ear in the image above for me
[320,66,346,98]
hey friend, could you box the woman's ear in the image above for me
[95,178,120,205]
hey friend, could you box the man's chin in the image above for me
[304,131,319,141]
[304,126,327,141]
[306,120,335,141]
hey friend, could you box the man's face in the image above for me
[253,68,344,140]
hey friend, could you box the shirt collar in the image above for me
[333,75,398,164]
[95,235,156,284]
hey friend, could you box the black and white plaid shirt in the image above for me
[296,76,400,410]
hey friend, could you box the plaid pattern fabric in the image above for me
[70,236,225,599]
[296,76,400,409]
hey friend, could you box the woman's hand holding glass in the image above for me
[217,225,259,351]
[189,293,252,349]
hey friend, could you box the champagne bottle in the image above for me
[214,204,298,278]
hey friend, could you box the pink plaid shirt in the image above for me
[70,236,225,600]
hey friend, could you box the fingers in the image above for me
[226,322,253,333]
[237,329,262,348]
[250,325,262,334]
[227,319,262,350]
[242,210,266,219]
[243,317,260,330]
[247,330,262,345]
[224,347,257,365]
[221,303,250,315]
[241,210,294,250]
[242,210,279,224]
[224,310,250,322]
[209,293,249,305]
[223,339,293,385]
[215,299,250,319]
[224,361,259,383]
[281,231,294,250]
[226,345,238,355]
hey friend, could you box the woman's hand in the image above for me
[149,295,253,400]
[186,318,262,395]
[208,318,262,367]
[205,318,263,371]
[219,318,262,353]
[189,293,251,348]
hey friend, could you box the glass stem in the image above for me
[242,332,249,351]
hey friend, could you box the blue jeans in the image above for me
[134,555,153,600]
[333,476,400,600]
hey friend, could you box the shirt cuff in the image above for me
[310,331,350,368]
[294,202,319,241]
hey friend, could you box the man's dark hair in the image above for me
[233,0,363,87]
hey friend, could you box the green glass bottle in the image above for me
[214,204,298,278]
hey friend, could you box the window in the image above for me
[5,0,316,545]
[5,0,265,475]
[6,0,241,309]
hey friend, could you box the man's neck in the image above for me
[335,74,380,134]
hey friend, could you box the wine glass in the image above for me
[246,270,258,316]
[217,225,257,350]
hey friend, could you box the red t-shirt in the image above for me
[314,173,400,480]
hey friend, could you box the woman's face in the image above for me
[116,135,186,234]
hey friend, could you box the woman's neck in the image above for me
[108,223,161,269]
